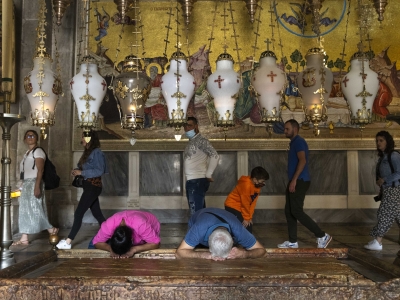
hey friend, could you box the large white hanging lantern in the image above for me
[70,55,107,142]
[161,51,196,130]
[207,53,240,127]
[297,47,333,135]
[251,50,286,125]
[24,53,62,139]
[112,55,151,143]
[341,52,379,127]
[24,0,62,140]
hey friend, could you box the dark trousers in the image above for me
[186,178,210,215]
[285,179,324,243]
[68,181,106,240]
[225,206,252,233]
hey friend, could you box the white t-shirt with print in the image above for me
[20,148,46,179]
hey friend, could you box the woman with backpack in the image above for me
[12,130,58,246]
[365,131,400,251]
[57,130,108,249]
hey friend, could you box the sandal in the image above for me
[49,227,59,235]
[11,240,29,246]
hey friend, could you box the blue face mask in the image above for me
[185,129,196,139]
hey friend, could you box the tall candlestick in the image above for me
[2,0,14,94]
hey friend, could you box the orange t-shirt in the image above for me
[224,176,261,221]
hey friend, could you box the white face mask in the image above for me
[185,129,196,139]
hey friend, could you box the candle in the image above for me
[2,0,14,93]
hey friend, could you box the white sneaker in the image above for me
[364,239,382,251]
[277,241,298,248]
[317,233,332,248]
[56,239,71,250]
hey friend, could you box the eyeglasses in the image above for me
[26,135,36,139]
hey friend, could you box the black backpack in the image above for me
[32,147,60,190]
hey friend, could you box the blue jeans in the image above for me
[186,178,210,215]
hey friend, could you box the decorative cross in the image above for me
[214,75,224,88]
[264,38,272,51]
[70,79,74,90]
[101,80,107,91]
[83,72,92,84]
[342,76,349,87]
[267,71,277,82]
[360,72,367,80]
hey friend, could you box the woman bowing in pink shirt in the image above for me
[91,210,161,258]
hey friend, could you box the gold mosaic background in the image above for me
[89,0,400,71]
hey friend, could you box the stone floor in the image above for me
[8,222,400,282]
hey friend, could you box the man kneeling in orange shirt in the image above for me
[224,166,269,233]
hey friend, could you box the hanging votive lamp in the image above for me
[178,0,197,25]
[297,47,333,136]
[207,53,240,129]
[251,50,286,135]
[114,0,134,23]
[161,51,196,131]
[70,55,107,142]
[112,55,151,144]
[24,0,62,140]
[52,0,72,26]
[341,52,379,128]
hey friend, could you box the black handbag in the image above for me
[72,175,84,188]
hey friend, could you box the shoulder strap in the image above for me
[31,147,47,170]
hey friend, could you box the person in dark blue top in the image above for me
[57,130,108,250]
[277,119,332,249]
[176,208,266,260]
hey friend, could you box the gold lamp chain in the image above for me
[207,1,219,55]
[221,0,228,54]
[51,2,63,118]
[138,5,146,57]
[338,0,351,97]
[83,0,91,57]
[113,22,125,68]
[228,0,241,68]
[35,0,48,112]
[163,0,175,58]
[268,0,275,52]
[274,0,285,66]
[251,0,263,60]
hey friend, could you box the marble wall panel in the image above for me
[102,152,129,196]
[249,150,347,195]
[140,152,182,196]
[207,152,237,195]
[308,151,347,195]
[359,150,380,195]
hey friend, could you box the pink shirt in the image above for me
[92,210,161,245]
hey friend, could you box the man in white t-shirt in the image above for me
[183,117,219,215]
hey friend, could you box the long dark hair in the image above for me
[110,225,133,255]
[376,131,395,157]
[78,130,101,168]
